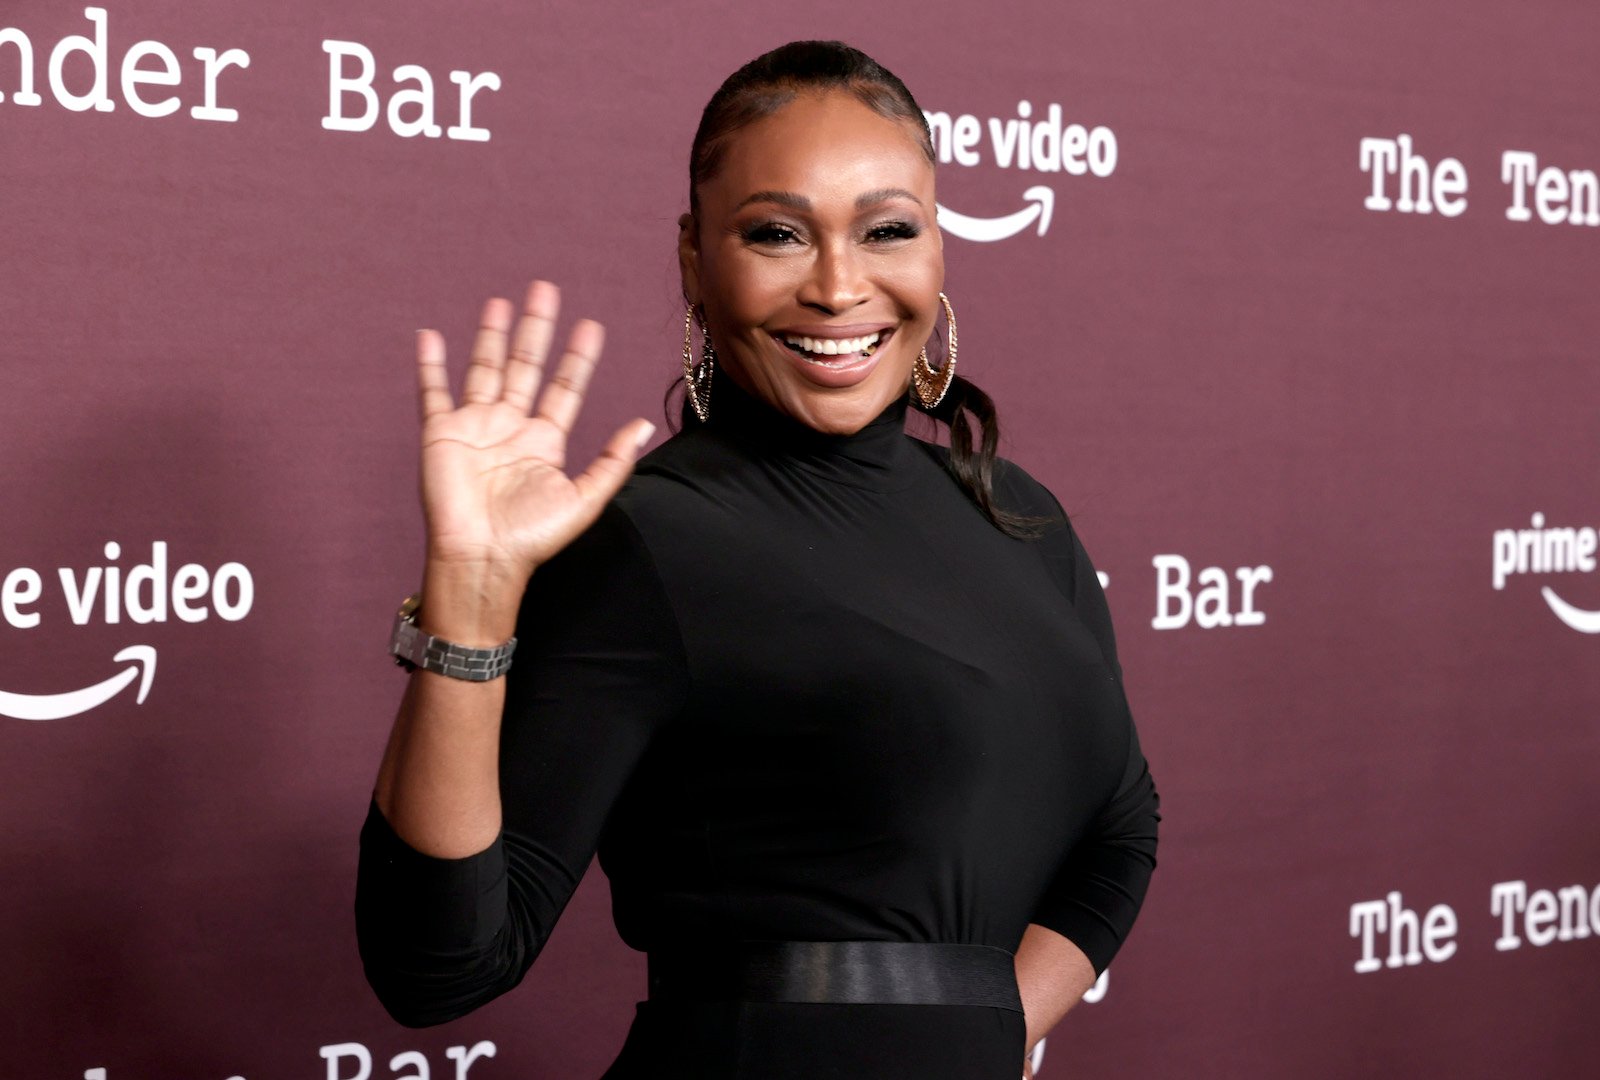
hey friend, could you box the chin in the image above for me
[792,391,897,435]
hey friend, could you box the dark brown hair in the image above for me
[682,40,1046,538]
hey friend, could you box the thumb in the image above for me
[571,419,655,507]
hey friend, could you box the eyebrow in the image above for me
[854,187,923,209]
[733,187,926,212]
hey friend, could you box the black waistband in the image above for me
[647,941,1022,1013]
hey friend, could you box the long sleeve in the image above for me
[1023,494,1161,975]
[1029,717,1159,975]
[355,501,688,1026]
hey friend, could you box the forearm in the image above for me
[373,558,525,858]
[1015,922,1097,1054]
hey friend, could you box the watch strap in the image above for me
[389,594,517,681]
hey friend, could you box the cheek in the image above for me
[702,245,795,327]
[879,237,943,300]
[914,250,946,300]
[884,258,945,339]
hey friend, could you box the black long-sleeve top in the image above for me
[356,381,1160,1027]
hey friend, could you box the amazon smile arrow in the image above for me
[936,186,1055,242]
[1541,587,1600,634]
[0,645,157,721]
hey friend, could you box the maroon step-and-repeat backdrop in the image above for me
[3,2,1596,1077]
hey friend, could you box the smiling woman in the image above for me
[676,45,1035,535]
[679,86,942,434]
[356,40,1158,1080]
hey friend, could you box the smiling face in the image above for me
[679,89,944,435]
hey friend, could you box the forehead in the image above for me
[705,89,935,208]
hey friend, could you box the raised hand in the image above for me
[416,281,654,594]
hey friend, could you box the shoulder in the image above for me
[619,424,754,497]
[607,428,725,531]
[970,459,1124,662]
[559,428,744,581]
[609,424,781,532]
[532,432,726,593]
[991,456,1071,524]
[917,442,1074,536]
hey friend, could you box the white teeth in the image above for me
[783,332,881,355]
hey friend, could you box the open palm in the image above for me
[417,281,653,581]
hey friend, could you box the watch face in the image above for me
[390,616,424,668]
[398,592,423,620]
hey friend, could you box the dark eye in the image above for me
[743,222,801,245]
[866,221,920,242]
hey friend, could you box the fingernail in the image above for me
[635,422,656,450]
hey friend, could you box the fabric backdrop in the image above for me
[3,2,1596,1077]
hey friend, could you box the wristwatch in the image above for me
[388,593,517,681]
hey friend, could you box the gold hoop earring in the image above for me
[683,303,714,422]
[911,291,958,409]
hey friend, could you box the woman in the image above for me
[357,41,1158,1080]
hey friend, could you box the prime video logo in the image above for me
[923,101,1118,243]
[1491,513,1600,633]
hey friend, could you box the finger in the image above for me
[415,329,454,421]
[572,419,655,508]
[534,318,606,432]
[502,280,560,413]
[460,296,514,405]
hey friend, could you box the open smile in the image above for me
[770,327,895,372]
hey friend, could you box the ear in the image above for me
[677,212,701,306]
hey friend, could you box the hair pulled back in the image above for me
[683,40,1044,538]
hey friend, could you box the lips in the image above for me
[773,326,893,362]
[769,327,895,387]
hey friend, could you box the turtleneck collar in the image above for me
[695,375,924,492]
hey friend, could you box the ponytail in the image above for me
[911,374,1053,539]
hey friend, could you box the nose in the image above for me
[797,237,871,315]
